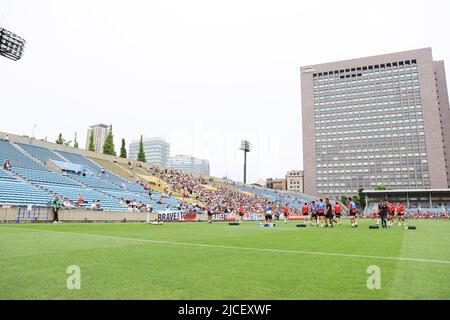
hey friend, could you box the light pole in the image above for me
[0,27,26,61]
[239,140,251,184]
[32,124,37,139]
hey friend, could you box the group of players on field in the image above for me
[258,197,407,228]
[374,199,406,228]
[258,197,359,228]
[299,197,357,228]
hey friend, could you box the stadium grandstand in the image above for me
[0,131,317,223]
[363,189,450,219]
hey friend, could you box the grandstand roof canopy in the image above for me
[363,189,450,194]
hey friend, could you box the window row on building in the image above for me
[312,59,417,78]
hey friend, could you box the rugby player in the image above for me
[379,199,388,229]
[316,199,325,227]
[396,201,406,226]
[282,204,289,224]
[207,206,213,223]
[264,202,273,226]
[324,198,333,228]
[387,201,395,226]
[333,201,342,225]
[301,202,309,216]
[238,206,245,222]
[348,197,358,228]
[309,201,317,226]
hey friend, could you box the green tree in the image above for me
[357,187,366,209]
[120,138,127,158]
[103,125,116,156]
[56,133,65,145]
[73,132,79,148]
[88,130,95,152]
[374,184,387,190]
[341,196,348,206]
[137,135,146,162]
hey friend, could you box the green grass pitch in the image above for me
[1,219,450,299]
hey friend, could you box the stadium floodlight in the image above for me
[0,27,26,61]
[239,140,251,184]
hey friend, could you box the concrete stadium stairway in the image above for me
[89,157,134,181]
[52,150,71,163]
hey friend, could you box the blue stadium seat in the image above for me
[16,143,65,164]
[12,167,81,186]
[0,140,47,171]
[56,150,128,186]
[0,179,53,207]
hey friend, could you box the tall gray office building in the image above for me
[86,124,109,154]
[128,137,170,167]
[169,155,210,176]
[301,48,450,197]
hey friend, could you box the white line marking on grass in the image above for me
[3,226,450,265]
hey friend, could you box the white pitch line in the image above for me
[2,226,450,265]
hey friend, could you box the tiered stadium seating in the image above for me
[69,174,123,190]
[123,182,145,193]
[16,143,65,164]
[229,183,312,209]
[0,140,46,170]
[0,168,53,206]
[0,168,16,181]
[39,183,127,211]
[12,167,81,187]
[56,151,127,186]
[90,158,133,180]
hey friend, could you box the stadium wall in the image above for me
[0,208,158,223]
[0,208,211,223]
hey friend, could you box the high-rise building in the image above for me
[301,48,450,197]
[128,137,170,167]
[85,124,109,153]
[169,155,210,176]
[286,170,304,193]
[266,178,286,190]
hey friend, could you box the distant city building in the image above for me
[286,170,304,193]
[85,124,109,153]
[169,155,210,176]
[254,179,267,187]
[301,48,450,197]
[266,178,286,190]
[129,137,170,167]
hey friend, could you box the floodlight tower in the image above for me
[239,140,251,184]
[0,27,26,61]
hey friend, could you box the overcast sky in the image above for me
[1,0,450,183]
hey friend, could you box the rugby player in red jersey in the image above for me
[238,206,245,222]
[387,202,395,227]
[333,202,342,225]
[282,204,289,224]
[302,202,309,216]
[396,202,406,226]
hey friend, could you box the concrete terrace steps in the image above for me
[90,157,134,181]
[52,150,71,162]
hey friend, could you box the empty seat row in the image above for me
[0,179,53,206]
[12,167,81,187]
[56,151,127,186]
[0,140,46,171]
[16,143,65,164]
